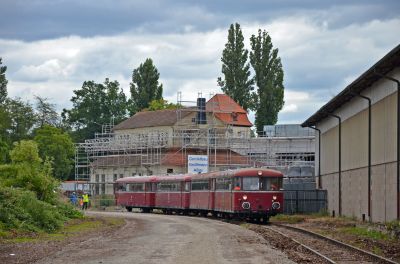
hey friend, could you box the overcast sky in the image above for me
[1,0,399,125]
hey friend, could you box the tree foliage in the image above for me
[250,29,284,133]
[3,140,58,203]
[34,95,60,127]
[129,58,163,114]
[144,99,180,111]
[218,23,254,111]
[0,140,82,232]
[34,125,75,180]
[0,58,7,104]
[62,78,128,142]
[2,98,36,143]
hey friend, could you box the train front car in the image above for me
[232,168,283,222]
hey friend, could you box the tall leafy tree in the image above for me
[62,79,128,142]
[218,23,254,111]
[34,95,59,127]
[129,58,163,114]
[34,125,75,180]
[0,58,7,104]
[250,29,285,133]
[3,98,36,143]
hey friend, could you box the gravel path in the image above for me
[35,211,294,264]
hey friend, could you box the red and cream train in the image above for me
[115,168,283,221]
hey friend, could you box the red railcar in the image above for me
[115,168,283,221]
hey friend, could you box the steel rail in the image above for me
[263,225,336,263]
[271,223,398,264]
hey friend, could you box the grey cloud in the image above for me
[1,0,399,40]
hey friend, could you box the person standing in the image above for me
[70,192,78,206]
[82,193,89,210]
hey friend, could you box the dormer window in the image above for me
[231,112,238,121]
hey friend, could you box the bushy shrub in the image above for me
[0,186,82,232]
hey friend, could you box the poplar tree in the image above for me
[250,29,284,134]
[218,23,254,111]
[0,58,7,104]
[129,58,163,114]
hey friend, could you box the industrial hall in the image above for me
[302,44,400,222]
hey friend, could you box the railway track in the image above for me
[263,223,398,264]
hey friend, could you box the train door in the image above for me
[209,178,215,210]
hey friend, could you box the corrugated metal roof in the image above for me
[302,44,400,127]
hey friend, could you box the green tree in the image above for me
[4,140,58,203]
[250,29,285,133]
[34,125,75,180]
[218,23,254,111]
[62,78,128,142]
[3,98,36,143]
[0,58,7,104]
[144,99,180,111]
[129,58,163,114]
[34,95,59,127]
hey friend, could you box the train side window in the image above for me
[118,183,126,192]
[191,180,209,191]
[216,178,231,190]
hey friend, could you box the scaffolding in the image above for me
[74,95,315,191]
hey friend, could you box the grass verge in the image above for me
[0,216,125,243]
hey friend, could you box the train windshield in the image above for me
[241,177,283,191]
[260,177,282,191]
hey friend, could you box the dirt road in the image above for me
[35,211,294,264]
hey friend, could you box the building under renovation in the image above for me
[76,94,316,197]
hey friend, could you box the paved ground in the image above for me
[35,211,295,264]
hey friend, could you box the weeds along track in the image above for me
[261,223,398,264]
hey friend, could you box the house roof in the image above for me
[302,44,400,127]
[112,109,192,130]
[206,94,252,127]
[206,94,247,113]
[113,94,253,130]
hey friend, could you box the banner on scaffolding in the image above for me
[188,155,208,174]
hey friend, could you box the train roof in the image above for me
[190,168,283,180]
[115,168,282,183]
[115,176,158,183]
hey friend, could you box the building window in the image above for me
[119,174,123,178]
[192,118,196,123]
[95,174,99,182]
[101,174,105,182]
[132,173,136,176]
[101,184,105,194]
[231,112,238,121]
[167,168,173,174]
[113,174,118,181]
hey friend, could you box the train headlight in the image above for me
[242,202,251,209]
[272,202,280,210]
[272,195,277,201]
[242,195,247,200]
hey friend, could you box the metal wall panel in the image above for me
[341,111,368,171]
[321,128,339,175]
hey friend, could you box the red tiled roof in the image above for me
[206,94,252,127]
[206,94,247,113]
